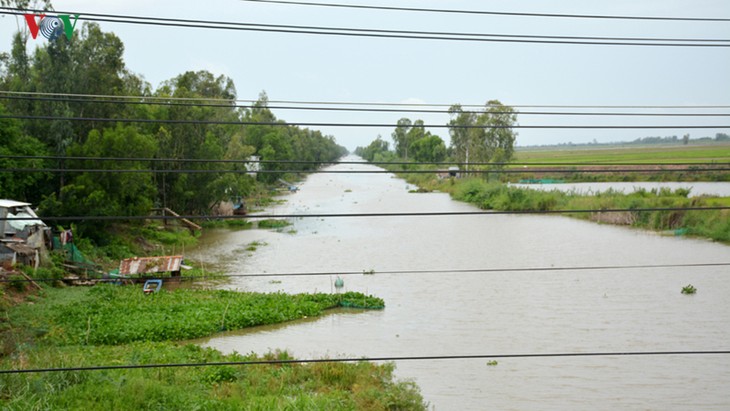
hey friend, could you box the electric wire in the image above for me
[1,155,727,168]
[2,351,729,374]
[239,0,730,22]
[2,91,729,110]
[2,207,728,223]
[4,262,729,284]
[1,6,727,384]
[3,167,729,175]
[2,8,729,47]
[1,114,727,129]
[2,94,730,117]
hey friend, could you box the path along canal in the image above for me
[189,155,730,411]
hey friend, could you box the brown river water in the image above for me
[188,155,730,410]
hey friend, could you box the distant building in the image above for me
[245,155,261,178]
[0,200,49,269]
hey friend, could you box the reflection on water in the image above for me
[189,155,730,411]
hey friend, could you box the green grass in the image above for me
[449,178,730,243]
[376,149,729,243]
[509,144,730,182]
[202,219,254,229]
[0,343,425,410]
[257,219,292,229]
[391,169,730,243]
[515,143,730,164]
[245,240,267,252]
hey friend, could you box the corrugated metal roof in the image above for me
[119,255,183,276]
[0,200,32,208]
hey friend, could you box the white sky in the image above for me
[1,0,729,150]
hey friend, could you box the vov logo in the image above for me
[24,13,80,41]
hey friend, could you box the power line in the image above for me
[2,350,729,374]
[2,207,729,223]
[2,8,729,47]
[3,167,729,175]
[1,155,728,168]
[2,94,730,117]
[5,262,729,283]
[2,91,729,110]
[1,114,727,129]
[239,0,730,22]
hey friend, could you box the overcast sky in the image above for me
[1,0,729,150]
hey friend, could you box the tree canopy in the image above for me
[448,100,517,168]
[357,101,516,168]
[0,22,346,240]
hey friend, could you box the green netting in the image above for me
[52,236,96,267]
[65,243,95,266]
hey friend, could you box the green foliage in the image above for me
[0,104,50,203]
[449,101,517,167]
[0,285,419,409]
[36,124,158,241]
[513,144,730,182]
[406,174,730,244]
[6,274,28,292]
[387,118,447,162]
[257,219,291,229]
[0,344,426,410]
[339,292,385,309]
[241,93,347,184]
[40,286,383,345]
[681,284,697,294]
[354,135,391,161]
[411,134,447,163]
[0,25,346,245]
[245,240,267,251]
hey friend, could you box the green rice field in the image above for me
[514,143,730,164]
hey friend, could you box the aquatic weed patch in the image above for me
[0,288,422,410]
[257,219,292,229]
[46,286,383,345]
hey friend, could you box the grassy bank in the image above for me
[1,344,422,410]
[453,179,728,242]
[0,286,425,410]
[398,167,729,243]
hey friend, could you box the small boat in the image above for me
[143,279,162,294]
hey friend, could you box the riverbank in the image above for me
[0,285,425,410]
[399,170,730,244]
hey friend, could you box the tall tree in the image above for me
[411,135,446,163]
[391,118,412,160]
[39,125,158,241]
[0,104,49,203]
[153,70,239,213]
[448,100,517,171]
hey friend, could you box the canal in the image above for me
[189,155,730,410]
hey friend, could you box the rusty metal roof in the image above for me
[119,255,183,276]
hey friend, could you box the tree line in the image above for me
[355,100,518,168]
[0,23,347,240]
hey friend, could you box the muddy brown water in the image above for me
[188,155,730,410]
